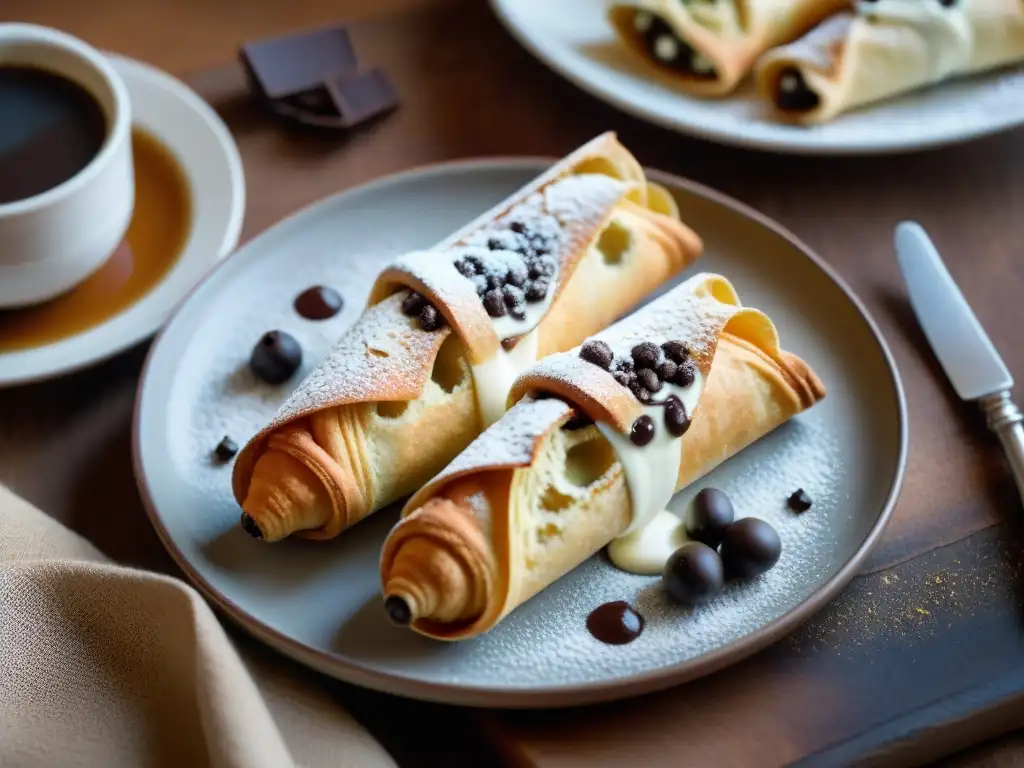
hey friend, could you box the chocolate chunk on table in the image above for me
[240,25,358,100]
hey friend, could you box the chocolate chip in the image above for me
[631,342,661,369]
[294,285,343,320]
[719,518,782,579]
[684,488,735,549]
[250,330,302,384]
[657,360,678,382]
[419,305,444,331]
[401,291,425,316]
[384,595,411,625]
[463,254,484,274]
[613,357,634,374]
[483,289,506,317]
[501,337,520,351]
[471,275,488,296]
[509,221,526,234]
[509,304,527,321]
[487,237,506,251]
[674,359,696,387]
[486,273,503,290]
[455,258,477,278]
[630,381,652,404]
[529,256,557,278]
[524,278,549,303]
[503,284,526,310]
[787,489,813,513]
[214,436,238,462]
[636,367,662,394]
[240,512,264,540]
[507,262,529,288]
[630,415,656,446]
[661,340,689,363]
[664,396,690,437]
[613,371,632,387]
[663,542,724,606]
[580,340,614,369]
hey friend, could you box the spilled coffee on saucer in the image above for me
[0,65,107,204]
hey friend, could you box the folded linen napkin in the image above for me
[0,484,396,768]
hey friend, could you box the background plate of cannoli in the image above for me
[490,0,1024,155]
[134,135,907,707]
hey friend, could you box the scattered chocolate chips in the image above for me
[419,304,444,331]
[787,488,813,513]
[631,341,661,369]
[663,542,724,606]
[524,278,549,303]
[661,340,689,364]
[657,359,678,382]
[719,518,782,579]
[294,285,343,320]
[684,488,735,549]
[580,339,614,369]
[586,601,645,645]
[213,436,238,462]
[663,395,690,437]
[630,414,656,446]
[530,256,557,278]
[674,359,696,387]
[250,330,302,384]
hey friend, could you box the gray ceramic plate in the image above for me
[133,160,907,708]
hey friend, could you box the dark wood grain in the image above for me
[3,2,1024,766]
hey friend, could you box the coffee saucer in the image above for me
[0,55,244,387]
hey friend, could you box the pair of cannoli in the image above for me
[609,0,1024,123]
[230,134,826,642]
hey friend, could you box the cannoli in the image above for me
[608,0,849,96]
[757,0,1024,124]
[231,133,702,543]
[380,272,825,640]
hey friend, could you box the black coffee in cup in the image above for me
[0,66,107,205]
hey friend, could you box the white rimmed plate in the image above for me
[134,159,906,707]
[0,55,244,386]
[489,0,1024,155]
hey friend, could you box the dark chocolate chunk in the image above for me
[774,67,820,112]
[580,339,614,369]
[401,291,425,316]
[663,396,690,437]
[241,26,357,100]
[509,220,527,234]
[613,371,632,387]
[419,304,444,331]
[483,289,506,317]
[529,256,557,278]
[657,359,678,382]
[502,284,526,310]
[214,436,238,462]
[509,304,527,321]
[719,518,782,579]
[294,285,343,320]
[630,414,656,446]
[684,488,735,549]
[485,272,503,290]
[663,542,724,606]
[630,381,652,403]
[661,340,689,363]
[501,337,520,352]
[454,258,478,278]
[524,278,549,303]
[631,341,661,369]
[586,601,645,645]
[787,488,813,513]
[636,367,662,394]
[240,512,264,540]
[323,68,399,127]
[613,357,634,374]
[674,359,696,387]
[462,253,484,274]
[250,330,302,384]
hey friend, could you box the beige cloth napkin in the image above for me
[0,485,397,768]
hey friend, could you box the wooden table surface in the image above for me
[4,1,1024,766]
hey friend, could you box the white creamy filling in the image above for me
[597,368,704,543]
[469,329,540,427]
[855,0,972,82]
[607,508,688,575]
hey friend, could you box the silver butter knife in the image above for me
[895,221,1024,504]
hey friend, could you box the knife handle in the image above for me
[980,391,1024,508]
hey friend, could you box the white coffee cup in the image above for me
[0,23,134,308]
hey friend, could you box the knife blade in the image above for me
[894,221,1013,401]
[896,221,1024,509]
